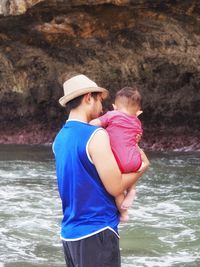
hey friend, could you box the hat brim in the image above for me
[59,87,109,107]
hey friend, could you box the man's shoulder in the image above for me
[89,128,109,148]
[91,127,108,139]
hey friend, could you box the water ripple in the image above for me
[0,146,200,267]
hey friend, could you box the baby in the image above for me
[90,86,149,221]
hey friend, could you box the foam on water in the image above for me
[122,253,200,267]
[0,146,200,267]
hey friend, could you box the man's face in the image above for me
[90,94,103,120]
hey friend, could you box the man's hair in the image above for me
[115,86,142,107]
[65,92,100,113]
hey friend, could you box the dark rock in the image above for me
[0,0,200,150]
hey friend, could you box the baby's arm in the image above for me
[90,118,102,126]
[90,112,109,128]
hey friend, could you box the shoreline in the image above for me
[0,123,199,152]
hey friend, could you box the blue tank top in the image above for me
[53,120,119,240]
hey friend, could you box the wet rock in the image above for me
[0,0,199,149]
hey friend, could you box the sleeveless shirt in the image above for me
[53,120,119,240]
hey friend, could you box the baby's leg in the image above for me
[137,161,145,172]
[115,193,129,222]
[121,185,136,210]
[120,149,149,210]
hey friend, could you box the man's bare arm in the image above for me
[88,129,149,197]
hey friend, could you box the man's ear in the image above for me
[84,93,92,103]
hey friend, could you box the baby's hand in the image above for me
[136,110,143,117]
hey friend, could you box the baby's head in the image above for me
[114,86,142,115]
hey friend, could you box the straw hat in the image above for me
[59,74,109,107]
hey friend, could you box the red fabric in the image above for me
[99,111,143,173]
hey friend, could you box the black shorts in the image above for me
[62,229,121,267]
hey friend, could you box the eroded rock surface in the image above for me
[0,0,199,149]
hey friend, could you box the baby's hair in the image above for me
[115,86,142,107]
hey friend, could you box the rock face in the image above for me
[0,0,200,149]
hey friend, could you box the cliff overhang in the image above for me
[0,0,199,150]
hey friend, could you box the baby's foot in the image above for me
[121,189,136,210]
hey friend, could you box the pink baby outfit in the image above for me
[99,110,143,173]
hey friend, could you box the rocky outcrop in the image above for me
[0,0,200,149]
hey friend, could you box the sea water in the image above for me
[0,145,199,267]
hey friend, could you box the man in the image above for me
[53,74,149,267]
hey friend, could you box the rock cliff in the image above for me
[0,0,199,149]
